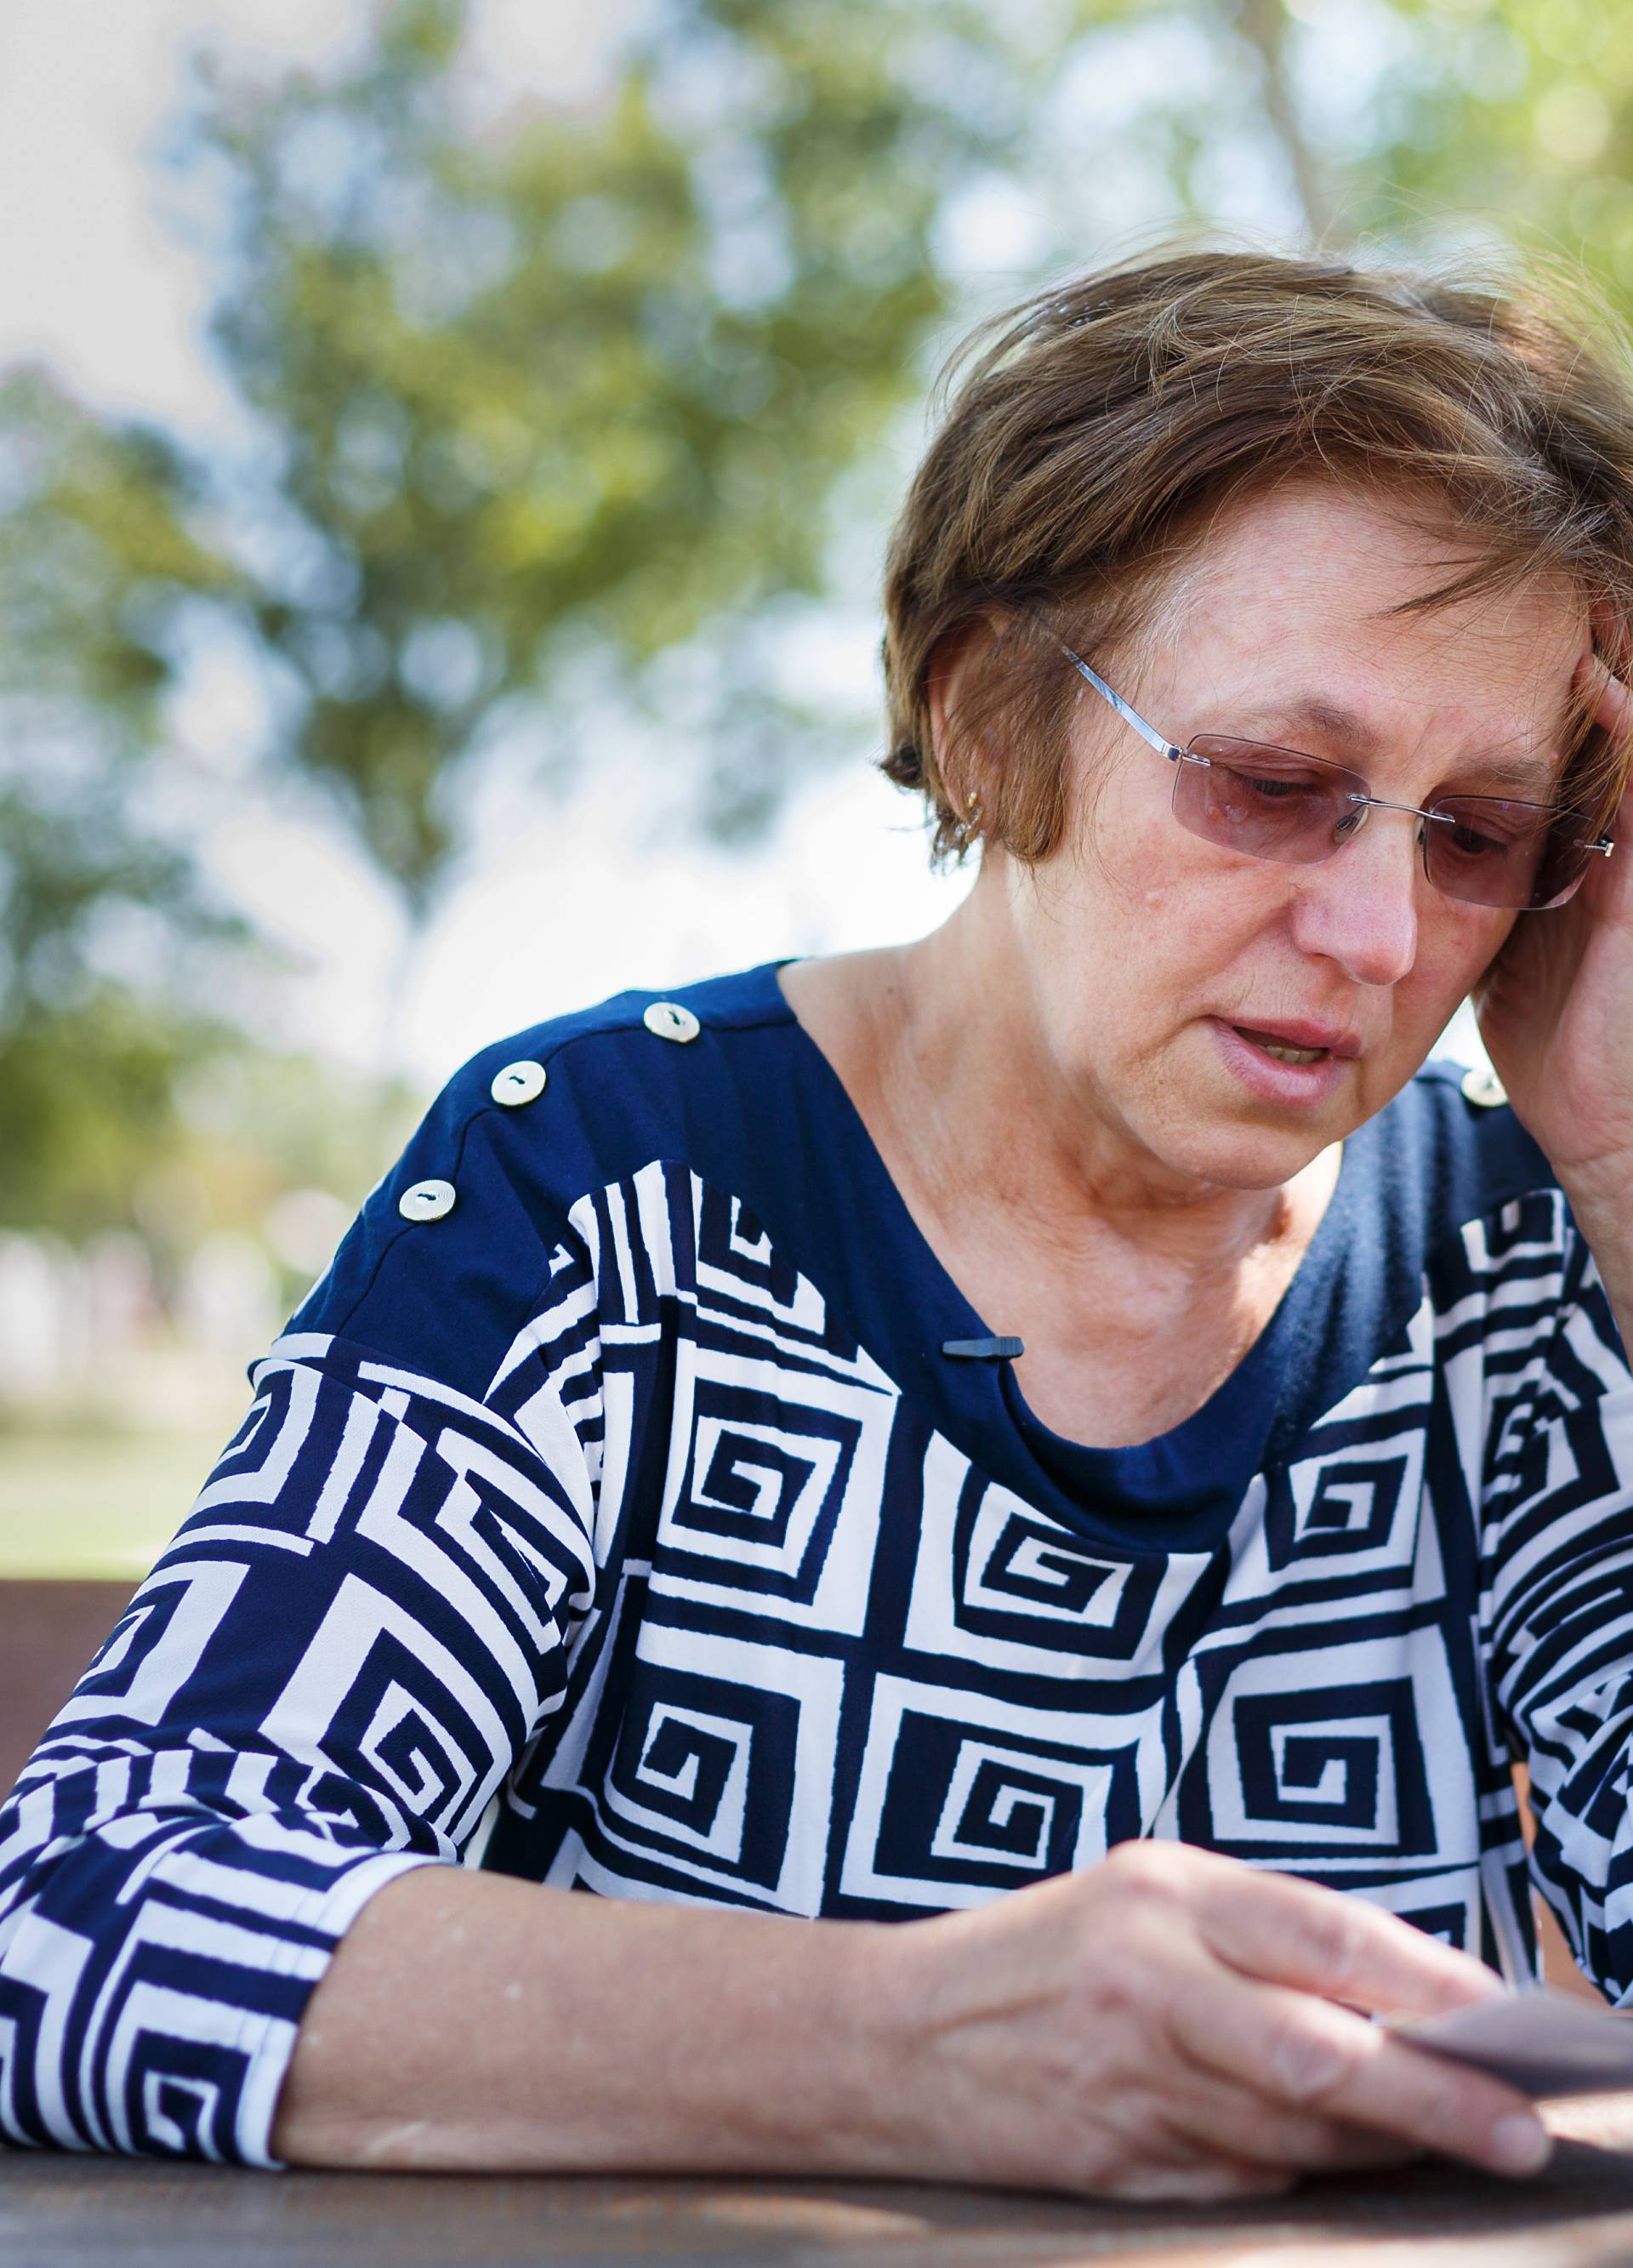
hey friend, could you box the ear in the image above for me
[926,610,1011,823]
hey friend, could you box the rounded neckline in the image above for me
[763,954,1363,1468]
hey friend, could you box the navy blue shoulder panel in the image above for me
[282,963,800,1399]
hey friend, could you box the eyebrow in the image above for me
[1251,695,1563,802]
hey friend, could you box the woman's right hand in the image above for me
[876,1839,1552,2201]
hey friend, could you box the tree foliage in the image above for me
[0,368,252,1232]
[1364,0,1633,304]
[189,0,1074,901]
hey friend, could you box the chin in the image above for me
[1149,1120,1330,1193]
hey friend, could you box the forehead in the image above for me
[1159,479,1588,732]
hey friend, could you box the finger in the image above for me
[1189,1861,1503,2016]
[1090,2154,1297,2205]
[1157,2063,1421,2174]
[1170,1969,1551,2180]
[1317,2127,1426,2172]
[1053,2078,1304,2202]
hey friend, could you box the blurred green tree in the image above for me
[189,0,1062,901]
[1368,0,1633,307]
[0,368,254,1234]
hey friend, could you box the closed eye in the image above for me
[1243,775,1318,801]
[1442,821,1511,859]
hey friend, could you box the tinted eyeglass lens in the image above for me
[1175,738,1594,910]
[1424,798,1589,910]
[1176,737,1366,863]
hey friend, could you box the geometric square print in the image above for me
[902,1439,1206,1678]
[840,1673,1158,1909]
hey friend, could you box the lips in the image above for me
[1210,1018,1352,1107]
[1238,1029,1324,1064]
[1230,1020,1362,1059]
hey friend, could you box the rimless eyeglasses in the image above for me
[1056,639,1615,912]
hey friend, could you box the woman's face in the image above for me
[999,481,1590,1193]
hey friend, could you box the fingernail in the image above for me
[1488,2113,1552,2175]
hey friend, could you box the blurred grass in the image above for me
[0,1424,225,1578]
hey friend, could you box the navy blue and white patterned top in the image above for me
[3,958,1633,2167]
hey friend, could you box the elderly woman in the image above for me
[6,249,1633,2202]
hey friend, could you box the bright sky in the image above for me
[0,0,968,1090]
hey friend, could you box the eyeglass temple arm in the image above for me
[1058,642,1181,761]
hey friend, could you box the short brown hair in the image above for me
[881,248,1633,864]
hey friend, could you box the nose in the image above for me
[1287,805,1421,989]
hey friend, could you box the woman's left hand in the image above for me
[1475,653,1633,1211]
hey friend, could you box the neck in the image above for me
[807,857,1338,1287]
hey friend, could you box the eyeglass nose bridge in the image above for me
[1346,789,1458,830]
[1336,789,1465,854]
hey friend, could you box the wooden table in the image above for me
[9,2100,1633,2268]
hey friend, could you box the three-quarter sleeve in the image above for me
[1481,1221,1633,1999]
[0,1313,598,2163]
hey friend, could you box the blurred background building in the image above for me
[0,0,1614,1578]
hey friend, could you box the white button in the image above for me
[643,1000,700,1044]
[490,1058,547,1107]
[398,1178,457,1222]
[1461,1067,1507,1108]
